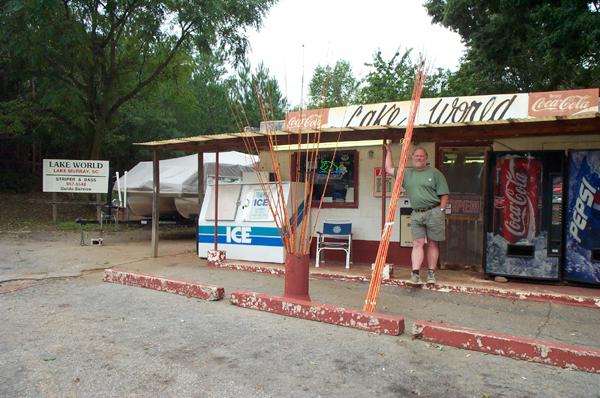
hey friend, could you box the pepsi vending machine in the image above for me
[564,150,600,285]
[485,151,564,280]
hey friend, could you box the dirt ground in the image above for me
[0,191,196,294]
[1,193,600,397]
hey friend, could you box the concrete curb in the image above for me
[230,290,404,335]
[208,261,285,276]
[209,261,600,310]
[103,268,224,301]
[412,320,600,374]
[385,279,600,310]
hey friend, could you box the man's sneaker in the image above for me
[409,272,421,284]
[426,270,436,284]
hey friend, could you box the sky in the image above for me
[246,0,466,107]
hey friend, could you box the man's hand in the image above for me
[384,143,395,175]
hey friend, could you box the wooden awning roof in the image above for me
[134,112,600,153]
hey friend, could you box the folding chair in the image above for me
[315,220,352,269]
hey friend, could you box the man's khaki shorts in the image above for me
[410,207,446,241]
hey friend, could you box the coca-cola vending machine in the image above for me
[564,150,600,285]
[485,151,565,280]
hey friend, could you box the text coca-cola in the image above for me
[285,109,328,131]
[493,156,542,244]
[286,114,323,130]
[528,89,598,117]
[531,95,592,114]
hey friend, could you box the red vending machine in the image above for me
[485,151,565,280]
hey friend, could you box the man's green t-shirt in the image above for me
[402,166,449,209]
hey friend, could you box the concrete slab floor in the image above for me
[117,252,600,352]
[3,233,600,396]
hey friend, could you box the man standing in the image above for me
[385,145,449,284]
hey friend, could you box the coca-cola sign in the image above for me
[528,89,599,117]
[504,167,531,238]
[494,157,541,243]
[285,109,329,131]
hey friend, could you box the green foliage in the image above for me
[227,62,288,129]
[308,60,358,108]
[425,68,454,97]
[425,0,600,93]
[101,55,287,172]
[358,50,416,103]
[1,0,276,160]
[191,53,239,134]
[357,49,453,103]
[56,221,101,232]
[0,170,39,193]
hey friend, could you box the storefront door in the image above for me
[438,146,488,270]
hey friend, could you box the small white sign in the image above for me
[43,159,109,193]
[247,190,272,220]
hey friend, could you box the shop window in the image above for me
[292,150,358,208]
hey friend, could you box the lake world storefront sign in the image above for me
[287,88,599,130]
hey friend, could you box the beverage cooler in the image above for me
[563,150,600,285]
[485,151,565,280]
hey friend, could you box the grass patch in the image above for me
[56,221,103,231]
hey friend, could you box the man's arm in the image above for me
[440,194,448,210]
[384,144,395,175]
[435,169,450,210]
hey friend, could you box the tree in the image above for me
[357,49,452,103]
[227,62,288,129]
[105,52,200,171]
[190,52,239,134]
[2,0,276,159]
[358,50,415,104]
[106,51,251,171]
[425,0,600,93]
[308,60,358,108]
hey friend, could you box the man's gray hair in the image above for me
[412,146,428,157]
